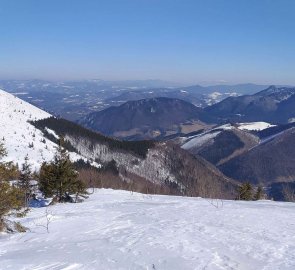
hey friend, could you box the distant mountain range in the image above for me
[105,83,275,108]
[78,86,295,141]
[0,80,277,121]
[206,86,295,124]
[0,89,238,199]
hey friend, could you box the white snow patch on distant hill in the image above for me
[181,124,233,150]
[204,92,240,106]
[208,91,222,99]
[215,123,234,130]
[0,189,294,270]
[238,122,276,131]
[182,131,220,150]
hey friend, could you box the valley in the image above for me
[1,84,295,201]
[1,2,295,269]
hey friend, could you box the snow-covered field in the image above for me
[1,189,294,270]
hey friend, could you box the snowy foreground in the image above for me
[1,190,295,270]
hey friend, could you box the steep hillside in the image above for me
[33,117,238,199]
[219,127,295,185]
[79,97,212,140]
[0,89,99,169]
[179,124,259,166]
[205,86,295,124]
[177,121,295,188]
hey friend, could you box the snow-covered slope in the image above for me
[180,122,271,151]
[181,124,233,150]
[204,91,239,106]
[0,189,294,270]
[0,89,94,169]
[237,122,276,131]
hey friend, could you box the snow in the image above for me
[0,89,100,170]
[238,122,276,131]
[215,123,234,131]
[204,92,240,106]
[208,92,222,99]
[182,131,221,150]
[181,124,233,150]
[225,92,239,97]
[45,127,59,139]
[0,89,55,169]
[0,189,295,270]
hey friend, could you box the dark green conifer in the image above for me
[237,182,253,200]
[39,138,86,202]
[19,155,33,207]
[0,143,23,231]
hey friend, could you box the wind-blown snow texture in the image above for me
[0,189,294,270]
[0,89,97,170]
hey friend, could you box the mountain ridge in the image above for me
[205,86,295,124]
[79,97,212,140]
[0,89,238,199]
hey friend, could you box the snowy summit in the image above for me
[0,89,90,170]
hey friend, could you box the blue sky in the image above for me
[0,0,294,85]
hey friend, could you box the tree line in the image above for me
[32,117,155,158]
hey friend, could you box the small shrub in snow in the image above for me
[14,222,27,233]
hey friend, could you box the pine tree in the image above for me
[39,138,86,202]
[39,162,56,198]
[237,182,253,200]
[0,142,6,157]
[0,143,23,231]
[19,155,33,208]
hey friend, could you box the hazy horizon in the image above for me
[0,78,293,88]
[1,0,295,85]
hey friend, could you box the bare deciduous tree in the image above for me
[34,207,54,233]
[282,184,295,202]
